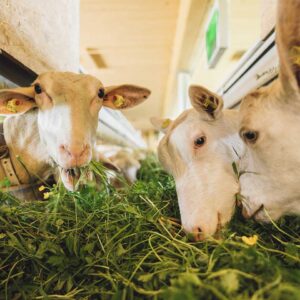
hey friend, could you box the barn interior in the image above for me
[0,0,277,150]
[2,1,298,299]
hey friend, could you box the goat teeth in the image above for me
[65,168,76,177]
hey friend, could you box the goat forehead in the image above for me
[240,83,281,124]
[172,110,225,141]
[159,110,211,162]
[169,118,213,164]
[171,118,204,146]
[240,99,273,129]
[37,72,102,96]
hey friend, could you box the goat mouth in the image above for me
[58,166,81,178]
[64,167,81,179]
[58,166,93,191]
[59,167,82,188]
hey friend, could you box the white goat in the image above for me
[238,0,300,221]
[96,144,147,184]
[0,72,150,197]
[151,85,243,239]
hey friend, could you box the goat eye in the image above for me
[194,136,206,147]
[34,84,42,94]
[98,88,105,99]
[243,131,258,143]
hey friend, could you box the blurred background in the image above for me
[0,0,277,150]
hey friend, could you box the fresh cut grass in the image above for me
[0,155,299,299]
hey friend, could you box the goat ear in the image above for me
[276,0,300,93]
[189,85,223,119]
[103,85,151,110]
[0,86,36,115]
[150,117,173,134]
[95,151,121,172]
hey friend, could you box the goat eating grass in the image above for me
[0,72,150,200]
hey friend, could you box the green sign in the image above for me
[206,9,219,63]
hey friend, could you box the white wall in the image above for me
[0,0,80,73]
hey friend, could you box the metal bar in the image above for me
[0,49,37,86]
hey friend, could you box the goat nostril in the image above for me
[59,145,73,157]
[60,144,90,160]
[79,144,89,157]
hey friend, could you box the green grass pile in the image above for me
[0,155,299,299]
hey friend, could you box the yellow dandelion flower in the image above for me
[242,234,258,246]
[43,192,52,199]
[39,185,46,191]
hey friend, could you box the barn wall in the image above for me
[189,0,261,91]
[0,0,80,73]
[163,0,262,119]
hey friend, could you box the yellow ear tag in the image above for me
[203,97,217,109]
[114,95,125,108]
[162,118,171,129]
[290,46,300,66]
[6,99,20,113]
